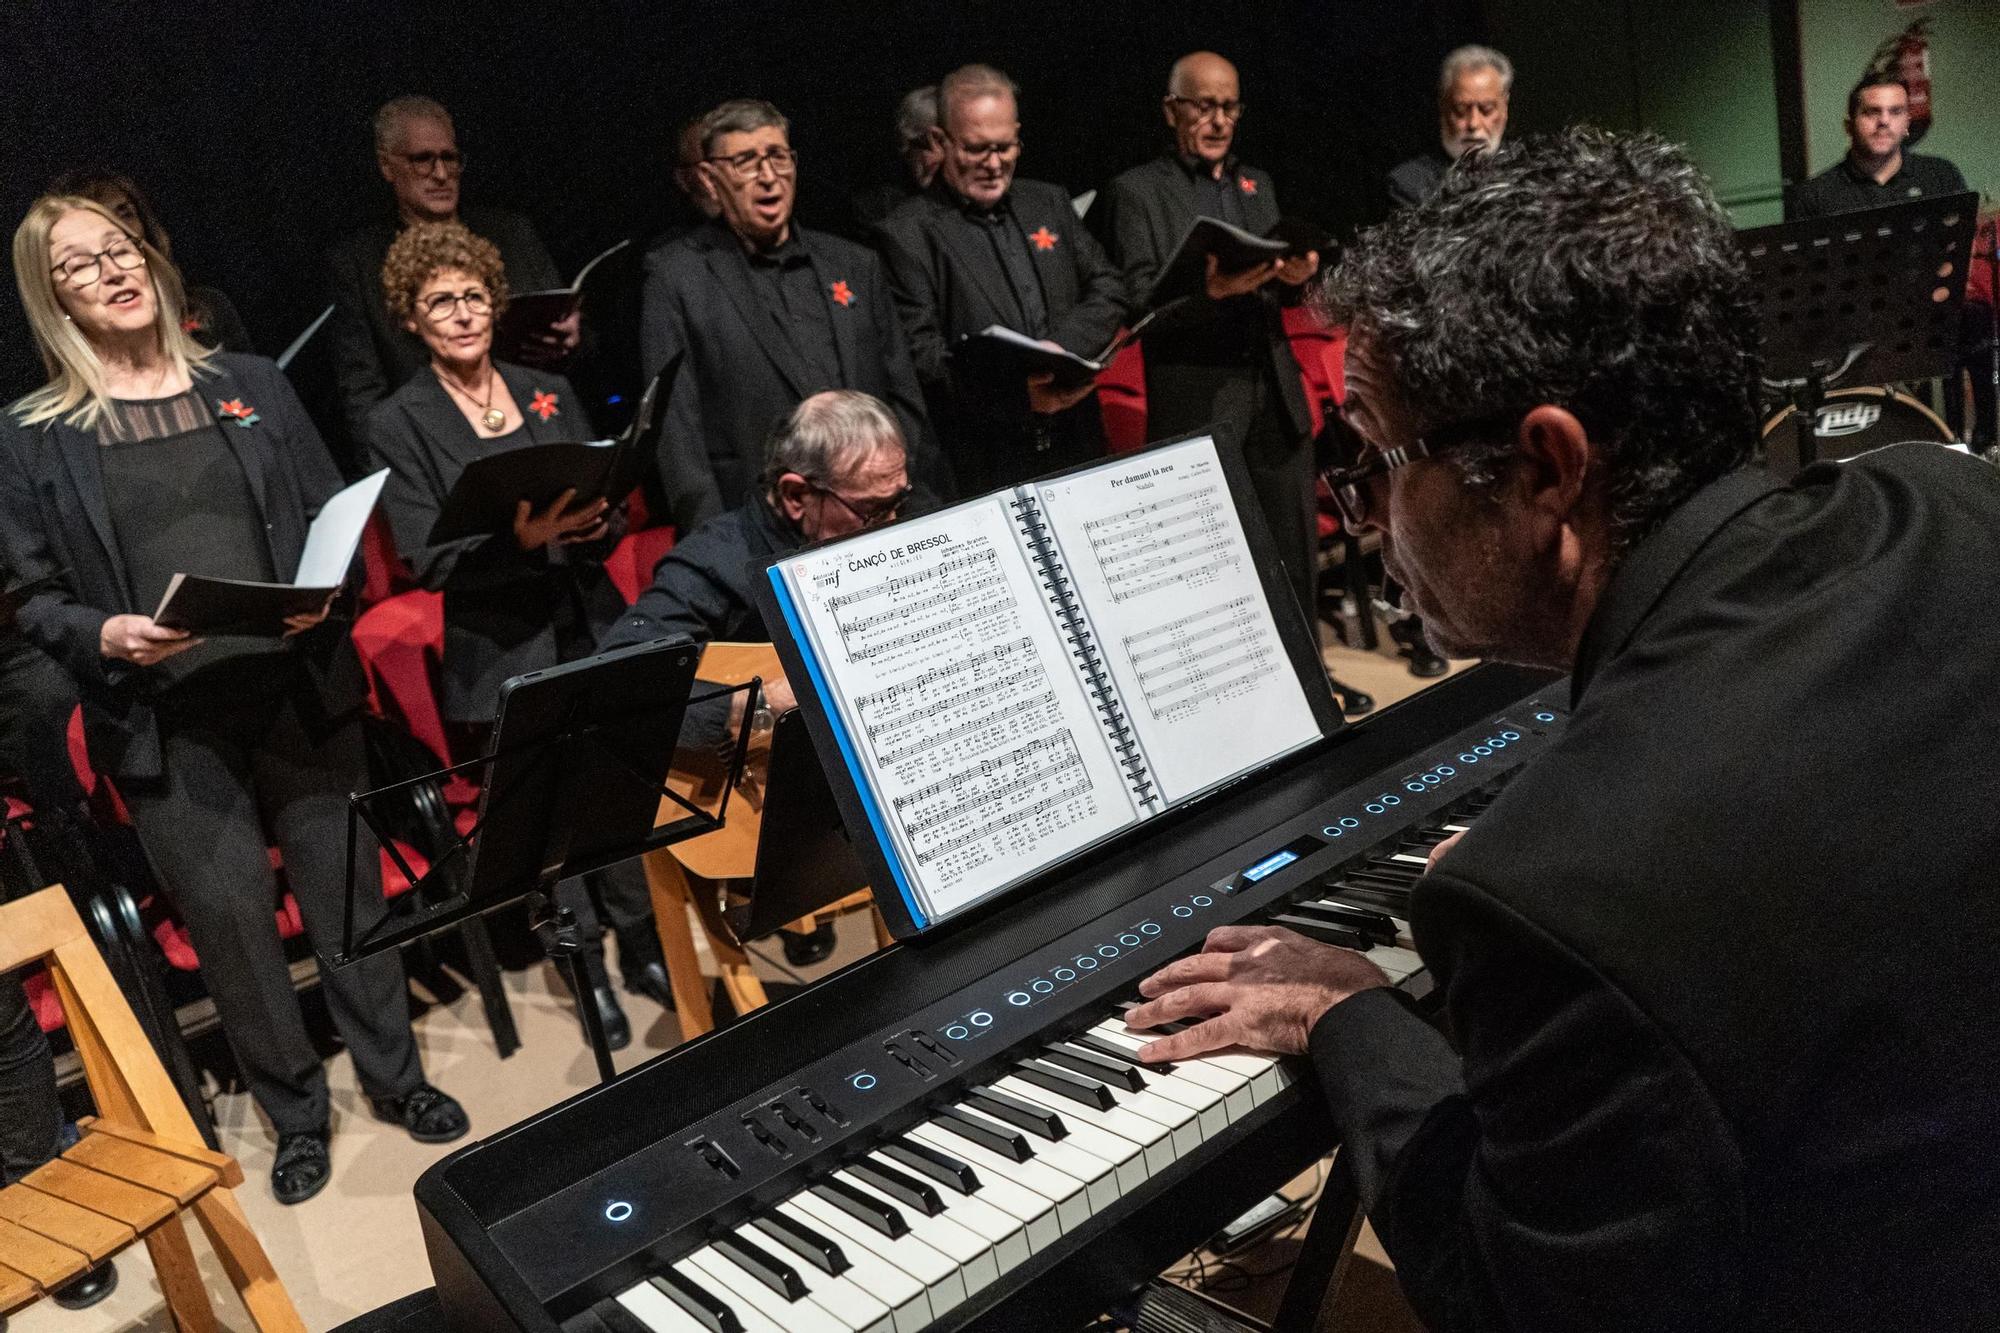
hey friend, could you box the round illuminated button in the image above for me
[944,1024,970,1041]
[1053,968,1076,981]
[1535,712,1556,723]
[1192,894,1214,907]
[1474,745,1492,756]
[1007,991,1031,1006]
[1501,730,1520,741]
[969,1011,994,1027]
[851,1072,878,1090]
[1323,825,1344,837]
[1119,933,1140,947]
[1140,922,1161,936]
[1032,980,1054,993]
[1173,906,1193,917]
[605,1201,633,1223]
[1366,803,1384,815]
[1098,944,1120,958]
[1077,956,1099,970]
[1460,753,1479,764]
[1340,817,1359,829]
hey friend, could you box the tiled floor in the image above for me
[14,637,1454,1332]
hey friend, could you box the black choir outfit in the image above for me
[1385,148,1453,209]
[0,353,427,1138]
[638,220,938,530]
[327,206,561,450]
[1311,444,2000,1331]
[366,362,659,984]
[876,178,1126,496]
[1099,152,1319,616]
[1786,150,1969,220]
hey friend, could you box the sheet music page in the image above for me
[1032,437,1322,804]
[776,496,1137,923]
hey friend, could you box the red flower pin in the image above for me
[1239,176,1258,195]
[217,398,259,427]
[830,279,855,307]
[180,315,203,334]
[1028,226,1059,252]
[529,390,559,422]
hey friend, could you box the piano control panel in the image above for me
[472,696,1567,1316]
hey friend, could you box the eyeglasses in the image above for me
[397,149,464,175]
[419,289,494,321]
[947,137,1022,163]
[50,238,145,288]
[808,480,912,529]
[1318,412,1515,529]
[707,148,798,180]
[1167,95,1245,122]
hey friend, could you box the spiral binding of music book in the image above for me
[1011,493,1162,813]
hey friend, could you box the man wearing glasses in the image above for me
[1130,129,2000,1330]
[877,64,1126,495]
[640,99,937,531]
[326,95,568,459]
[1099,53,1343,684]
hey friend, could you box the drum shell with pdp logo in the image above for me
[1761,386,1954,473]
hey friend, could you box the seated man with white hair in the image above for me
[1386,44,1514,209]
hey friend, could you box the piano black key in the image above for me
[809,1175,910,1238]
[1287,899,1397,944]
[1067,1030,1174,1073]
[933,1105,1034,1161]
[748,1209,850,1277]
[649,1267,744,1333]
[590,1296,658,1333]
[881,1136,981,1194]
[1267,912,1372,951]
[1039,1042,1147,1091]
[1010,1060,1118,1111]
[710,1232,808,1302]
[962,1087,1068,1141]
[846,1157,946,1217]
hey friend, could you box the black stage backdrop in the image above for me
[0,0,1482,427]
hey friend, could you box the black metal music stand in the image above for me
[331,638,760,1084]
[725,710,869,944]
[1739,191,1977,475]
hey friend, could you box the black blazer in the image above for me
[1098,154,1312,442]
[1386,149,1451,209]
[366,363,625,724]
[1312,447,2000,1331]
[876,178,1126,493]
[327,205,561,452]
[0,353,366,780]
[638,221,938,531]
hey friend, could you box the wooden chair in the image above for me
[0,885,303,1331]
[642,643,891,1039]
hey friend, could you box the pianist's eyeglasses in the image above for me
[808,481,913,529]
[1319,412,1517,530]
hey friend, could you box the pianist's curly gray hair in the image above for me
[1322,127,1762,553]
[762,390,907,491]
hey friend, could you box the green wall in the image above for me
[1800,0,2000,207]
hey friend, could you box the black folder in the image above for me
[956,325,1105,391]
[1140,214,1331,312]
[494,239,631,361]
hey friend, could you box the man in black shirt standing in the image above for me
[877,64,1126,495]
[640,99,936,530]
[1788,72,1968,219]
[1129,128,2000,1331]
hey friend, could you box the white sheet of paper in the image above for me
[294,468,389,588]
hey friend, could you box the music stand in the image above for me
[332,638,760,1083]
[726,710,869,944]
[1740,191,1977,475]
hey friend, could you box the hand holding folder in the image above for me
[495,239,631,364]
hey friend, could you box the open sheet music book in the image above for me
[495,238,632,357]
[764,433,1336,934]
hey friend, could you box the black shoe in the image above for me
[1404,643,1448,678]
[50,1259,117,1311]
[1331,678,1375,715]
[781,921,837,967]
[271,1131,330,1205]
[371,1083,470,1145]
[624,958,676,1011]
[589,982,632,1050]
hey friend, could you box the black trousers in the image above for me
[119,661,422,1136]
[0,969,60,1185]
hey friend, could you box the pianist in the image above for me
[1128,128,2000,1331]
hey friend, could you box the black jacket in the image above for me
[366,363,624,724]
[639,220,937,531]
[1312,445,2000,1332]
[1386,149,1452,208]
[1098,154,1312,442]
[876,178,1125,494]
[0,353,367,780]
[327,205,560,451]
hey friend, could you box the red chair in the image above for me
[605,525,677,605]
[1096,339,1149,454]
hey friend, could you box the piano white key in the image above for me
[906,1121,1092,1236]
[778,1196,949,1327]
[1442,822,1470,832]
[931,1107,1125,1214]
[1100,1082,1208,1158]
[1111,1009,1286,1105]
[1086,1020,1256,1119]
[1368,943,1427,986]
[1121,1057,1231,1138]
[612,1280,710,1333]
[992,1074,1179,1177]
[866,1150,1043,1261]
[790,1189,969,1314]
[978,1082,1151,1194]
[1389,852,1432,866]
[831,1168,1002,1293]
[728,1223,899,1333]
[682,1246,848,1333]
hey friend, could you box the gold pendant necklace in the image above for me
[481,405,506,432]
[442,364,506,433]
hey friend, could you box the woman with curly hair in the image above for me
[0,195,466,1206]
[366,221,665,1046]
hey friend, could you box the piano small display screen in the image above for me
[1242,850,1299,883]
